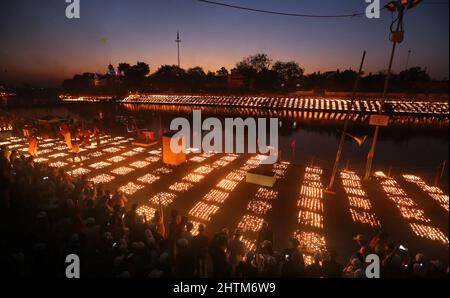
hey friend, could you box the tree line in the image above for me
[62,53,448,96]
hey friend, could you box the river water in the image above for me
[8,102,449,180]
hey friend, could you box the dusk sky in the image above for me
[0,0,448,87]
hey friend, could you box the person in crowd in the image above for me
[28,135,38,157]
[369,231,389,251]
[0,131,447,278]
[152,207,165,238]
[322,250,344,278]
[343,255,365,278]
[258,240,278,277]
[112,189,127,209]
[382,243,403,277]
[174,238,195,278]
[93,126,100,148]
[191,224,208,278]
[257,222,274,249]
[227,228,245,274]
[71,140,82,164]
[306,252,322,278]
[209,231,231,278]
[353,234,373,258]
[235,251,259,278]
[180,222,194,242]
[281,238,305,277]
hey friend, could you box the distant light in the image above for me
[405,0,422,10]
[384,1,398,12]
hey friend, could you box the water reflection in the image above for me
[7,103,449,171]
[122,103,449,129]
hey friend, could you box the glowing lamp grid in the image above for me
[130,160,151,168]
[189,202,219,221]
[111,166,134,176]
[136,205,156,220]
[108,156,126,163]
[89,161,112,169]
[169,182,194,193]
[203,189,230,204]
[70,167,91,177]
[216,179,239,191]
[149,192,177,206]
[89,174,115,184]
[119,182,144,195]
[137,173,160,184]
[238,215,264,232]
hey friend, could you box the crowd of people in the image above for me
[0,142,449,278]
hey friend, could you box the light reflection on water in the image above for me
[8,103,449,172]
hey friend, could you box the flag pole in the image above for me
[326,50,366,193]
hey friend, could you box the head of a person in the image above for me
[221,228,229,237]
[353,234,367,246]
[289,237,300,249]
[374,243,385,255]
[198,224,205,234]
[175,215,182,225]
[186,222,194,233]
[261,240,273,254]
[234,228,241,238]
[351,257,362,271]
[217,235,228,250]
[385,242,396,254]
[328,250,337,261]
[246,251,256,263]
[378,231,389,241]
[177,238,189,250]
[262,222,268,230]
[353,253,364,264]
[415,253,425,264]
[313,252,322,264]
[131,203,138,212]
[181,216,188,225]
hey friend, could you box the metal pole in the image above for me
[177,42,180,68]
[434,160,447,186]
[175,32,181,68]
[326,50,366,191]
[364,8,403,180]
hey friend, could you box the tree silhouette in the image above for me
[118,63,131,76]
[272,61,304,89]
[61,56,445,94]
[236,53,272,73]
[216,67,229,77]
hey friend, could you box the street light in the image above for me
[363,0,422,180]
